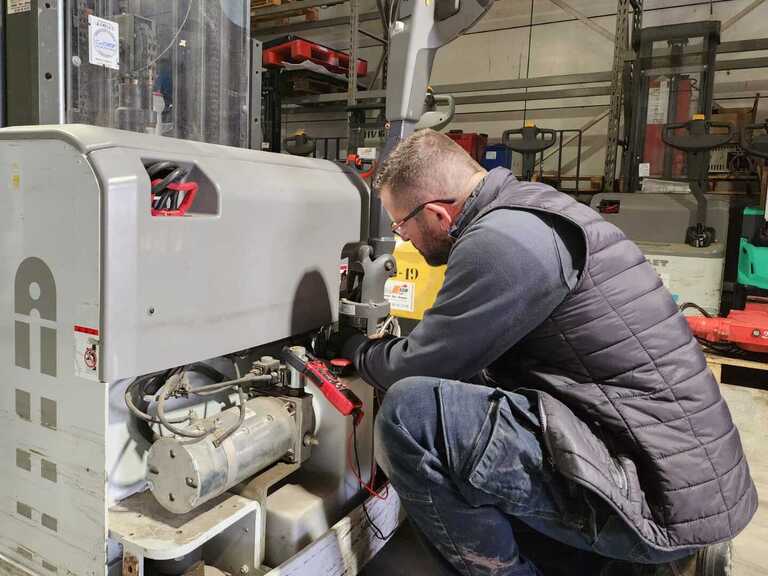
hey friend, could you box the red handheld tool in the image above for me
[686,302,768,354]
[282,347,364,423]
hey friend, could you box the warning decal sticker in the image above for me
[385,280,415,313]
[74,325,100,381]
[7,1,32,15]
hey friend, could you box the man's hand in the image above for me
[309,323,368,360]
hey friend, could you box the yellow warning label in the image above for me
[10,163,20,190]
[387,241,446,320]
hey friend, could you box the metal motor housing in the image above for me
[147,396,302,514]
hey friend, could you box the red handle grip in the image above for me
[151,180,199,217]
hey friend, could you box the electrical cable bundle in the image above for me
[146,161,189,212]
[347,392,398,542]
[124,363,271,445]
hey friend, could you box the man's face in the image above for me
[381,186,453,267]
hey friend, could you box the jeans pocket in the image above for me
[464,399,532,506]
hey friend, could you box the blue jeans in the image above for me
[374,377,699,576]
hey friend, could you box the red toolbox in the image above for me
[263,35,368,77]
[447,130,488,161]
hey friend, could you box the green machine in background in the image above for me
[735,120,768,306]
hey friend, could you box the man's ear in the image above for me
[424,203,454,230]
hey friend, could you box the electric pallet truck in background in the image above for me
[686,120,768,355]
[662,114,734,248]
[735,120,768,305]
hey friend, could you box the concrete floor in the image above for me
[719,383,768,576]
[362,382,768,576]
[360,521,446,576]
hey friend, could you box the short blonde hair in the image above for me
[375,129,483,211]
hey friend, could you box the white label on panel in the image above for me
[340,302,356,316]
[647,78,670,125]
[88,15,120,70]
[638,163,651,178]
[357,147,378,160]
[7,0,31,14]
[384,280,415,313]
[486,151,498,160]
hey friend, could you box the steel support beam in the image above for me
[283,49,768,108]
[254,11,380,35]
[625,37,768,61]
[284,71,616,105]
[435,71,613,93]
[603,0,634,192]
[285,104,611,122]
[359,28,386,44]
[0,6,4,128]
[452,86,611,105]
[723,0,767,32]
[347,0,359,107]
[718,38,768,53]
[285,89,386,105]
[367,52,386,90]
[345,0,360,156]
[283,72,611,105]
[548,0,615,42]
[251,0,348,18]
[284,87,611,112]
[250,40,264,151]
[716,56,768,71]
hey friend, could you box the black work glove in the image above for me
[309,324,367,361]
[340,331,368,361]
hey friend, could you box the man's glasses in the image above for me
[390,198,456,237]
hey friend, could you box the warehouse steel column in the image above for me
[603,0,642,193]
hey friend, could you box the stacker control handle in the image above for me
[662,119,734,152]
[502,126,557,154]
[741,121,768,160]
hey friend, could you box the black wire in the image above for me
[352,420,398,541]
[147,163,186,211]
[679,301,712,318]
[680,302,745,357]
[152,167,185,195]
[146,161,177,178]
[696,336,743,357]
[185,363,229,383]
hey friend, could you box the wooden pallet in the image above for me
[251,0,320,24]
[253,7,318,24]
[279,70,366,96]
[705,352,768,385]
[251,0,281,9]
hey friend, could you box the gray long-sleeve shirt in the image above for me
[352,195,585,390]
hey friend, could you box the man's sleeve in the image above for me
[350,210,576,390]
